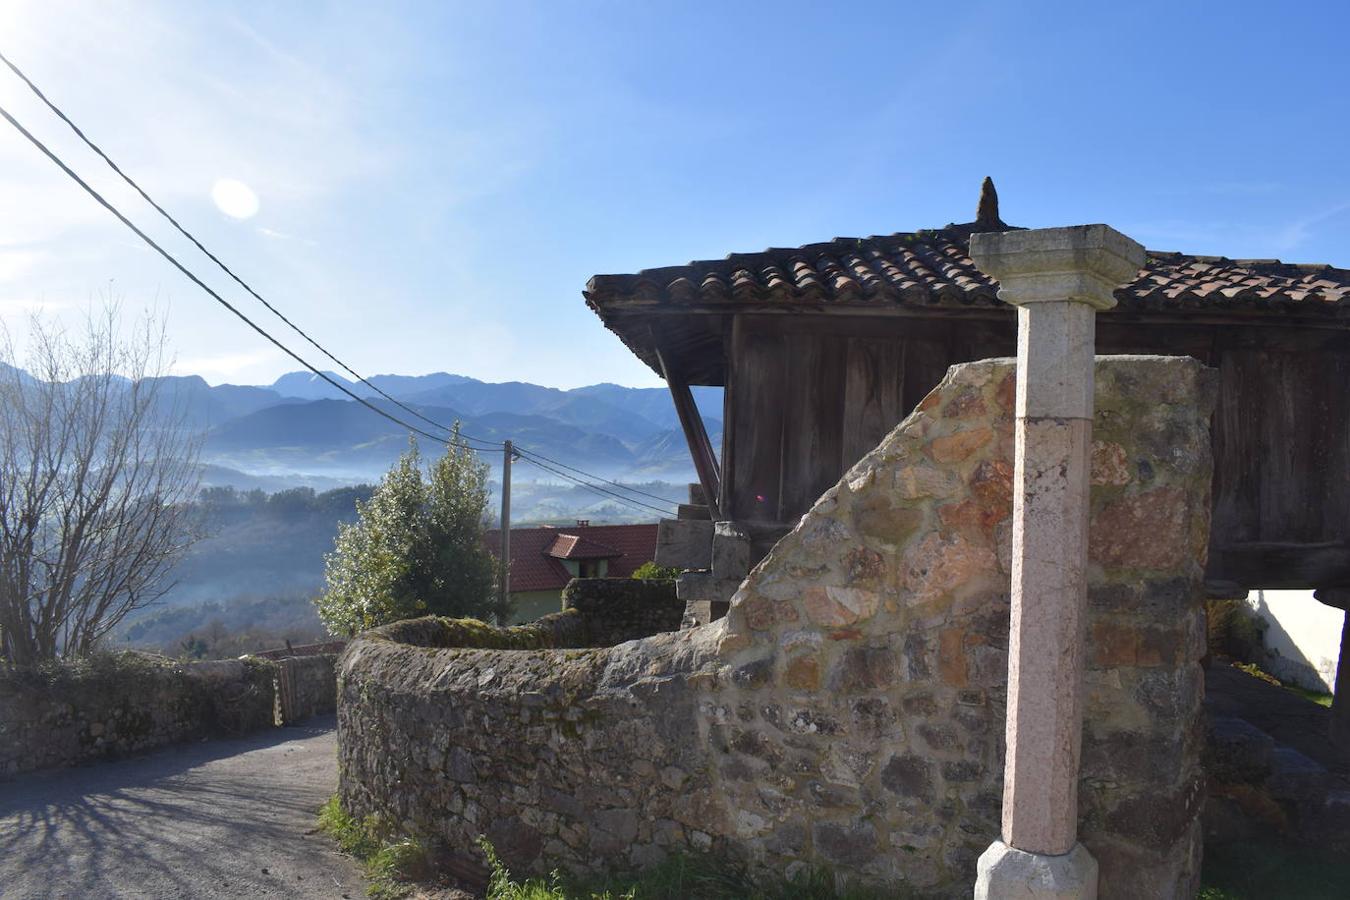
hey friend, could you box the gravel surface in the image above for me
[0,715,367,899]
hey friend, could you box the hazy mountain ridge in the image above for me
[2,367,718,488]
[7,365,721,487]
[207,370,722,484]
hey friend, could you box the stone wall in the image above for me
[0,653,276,779]
[562,577,684,646]
[337,355,1215,898]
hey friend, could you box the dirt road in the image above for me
[0,715,366,899]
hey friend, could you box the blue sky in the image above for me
[0,0,1347,388]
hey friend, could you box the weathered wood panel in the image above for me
[903,330,956,414]
[779,333,846,520]
[729,320,786,523]
[841,336,907,468]
[1210,348,1263,547]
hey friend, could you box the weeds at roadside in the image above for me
[318,796,428,899]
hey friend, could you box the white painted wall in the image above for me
[1245,589,1342,693]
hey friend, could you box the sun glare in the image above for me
[211,178,260,219]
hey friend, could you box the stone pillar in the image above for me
[1313,589,1350,760]
[969,226,1145,899]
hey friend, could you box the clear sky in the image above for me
[0,0,1347,388]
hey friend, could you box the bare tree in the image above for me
[0,307,201,664]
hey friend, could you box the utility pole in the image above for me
[498,440,513,618]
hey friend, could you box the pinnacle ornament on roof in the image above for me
[975,176,1006,230]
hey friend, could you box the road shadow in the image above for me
[0,715,361,900]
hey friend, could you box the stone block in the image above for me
[676,571,739,604]
[677,503,710,520]
[1266,746,1329,807]
[655,518,713,570]
[711,521,751,582]
[975,840,1098,900]
[1205,716,1273,784]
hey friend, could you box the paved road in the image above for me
[0,715,367,899]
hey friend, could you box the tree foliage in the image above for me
[0,307,201,664]
[316,432,501,635]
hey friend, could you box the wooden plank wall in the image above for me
[727,316,972,524]
[723,312,1350,586]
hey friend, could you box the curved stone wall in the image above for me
[337,355,1215,898]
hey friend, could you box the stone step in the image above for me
[1205,715,1274,784]
[1267,745,1330,807]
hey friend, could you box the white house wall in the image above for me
[1246,589,1342,693]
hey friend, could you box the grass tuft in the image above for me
[480,837,900,900]
[318,796,428,899]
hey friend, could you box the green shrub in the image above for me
[630,562,680,582]
[316,431,503,636]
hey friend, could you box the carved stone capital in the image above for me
[970,224,1145,311]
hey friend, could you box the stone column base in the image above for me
[974,841,1098,899]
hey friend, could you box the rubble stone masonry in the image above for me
[337,355,1215,898]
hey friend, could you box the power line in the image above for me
[514,454,673,516]
[0,48,506,450]
[512,446,684,506]
[0,59,688,516]
[0,99,487,452]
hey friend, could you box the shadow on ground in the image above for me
[0,714,365,900]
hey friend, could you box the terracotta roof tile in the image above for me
[483,524,659,594]
[546,532,622,560]
[585,225,1350,314]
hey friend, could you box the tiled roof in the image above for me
[585,226,1350,314]
[546,532,622,560]
[483,523,659,593]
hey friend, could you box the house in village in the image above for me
[484,522,658,622]
[585,179,1350,739]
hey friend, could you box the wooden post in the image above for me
[1336,612,1350,754]
[656,348,722,520]
[499,440,512,619]
[1314,588,1350,757]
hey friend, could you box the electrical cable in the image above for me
[0,47,505,450]
[512,446,684,506]
[513,454,674,516]
[0,100,490,453]
[0,57,691,514]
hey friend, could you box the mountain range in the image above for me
[158,369,723,489]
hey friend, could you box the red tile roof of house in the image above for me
[546,532,623,560]
[484,523,659,593]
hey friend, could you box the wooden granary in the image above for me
[585,182,1350,596]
